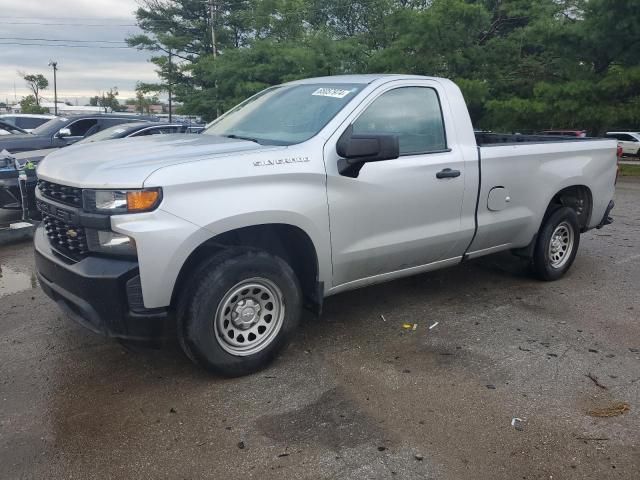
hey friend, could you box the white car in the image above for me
[605,131,640,157]
[0,114,55,133]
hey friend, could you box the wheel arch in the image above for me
[514,184,593,259]
[171,223,323,314]
[543,184,593,232]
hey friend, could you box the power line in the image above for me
[0,42,131,49]
[0,21,137,27]
[0,37,127,44]
[1,16,134,20]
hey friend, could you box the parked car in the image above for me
[604,131,640,157]
[77,122,192,143]
[33,74,617,376]
[13,122,193,165]
[0,122,190,213]
[0,114,155,154]
[540,130,587,137]
[0,114,55,132]
[0,120,28,136]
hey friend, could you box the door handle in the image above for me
[436,168,461,179]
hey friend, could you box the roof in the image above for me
[117,122,185,129]
[56,113,157,120]
[287,74,439,85]
[542,129,586,132]
[0,113,54,119]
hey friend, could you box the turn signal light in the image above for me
[127,189,161,212]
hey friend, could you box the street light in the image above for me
[48,60,58,115]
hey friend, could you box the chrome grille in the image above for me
[37,180,83,207]
[42,214,89,257]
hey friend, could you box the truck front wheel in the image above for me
[532,207,580,281]
[178,250,302,376]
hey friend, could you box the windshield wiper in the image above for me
[223,134,261,144]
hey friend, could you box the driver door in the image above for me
[325,83,470,287]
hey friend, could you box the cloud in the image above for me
[0,0,159,103]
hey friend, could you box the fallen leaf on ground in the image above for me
[587,402,630,417]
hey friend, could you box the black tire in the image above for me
[532,207,580,281]
[177,249,302,377]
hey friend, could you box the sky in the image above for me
[0,0,158,105]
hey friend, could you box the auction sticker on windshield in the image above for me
[312,87,353,99]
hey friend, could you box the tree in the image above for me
[21,73,49,106]
[88,87,122,111]
[126,84,160,114]
[19,95,48,114]
[127,0,640,132]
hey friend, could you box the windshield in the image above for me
[0,121,26,134]
[32,117,69,136]
[204,83,363,145]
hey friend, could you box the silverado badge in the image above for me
[253,156,309,167]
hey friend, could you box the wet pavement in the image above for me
[1,179,639,479]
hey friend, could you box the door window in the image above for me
[132,126,182,137]
[352,87,447,155]
[614,133,636,142]
[157,126,182,134]
[68,119,98,137]
[16,117,47,129]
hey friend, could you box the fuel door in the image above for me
[487,187,511,211]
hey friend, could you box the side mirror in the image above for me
[57,127,72,138]
[336,125,399,178]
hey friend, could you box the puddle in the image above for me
[0,265,38,297]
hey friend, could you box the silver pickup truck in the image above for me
[33,74,617,376]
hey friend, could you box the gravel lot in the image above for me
[1,179,638,480]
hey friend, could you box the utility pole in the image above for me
[48,61,58,115]
[209,0,217,57]
[208,0,219,117]
[168,50,173,122]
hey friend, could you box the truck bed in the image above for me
[476,132,597,146]
[468,133,616,257]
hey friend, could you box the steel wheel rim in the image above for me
[548,222,574,269]
[214,277,285,356]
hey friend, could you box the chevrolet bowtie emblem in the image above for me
[66,229,78,238]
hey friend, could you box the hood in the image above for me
[36,134,273,188]
[0,133,50,153]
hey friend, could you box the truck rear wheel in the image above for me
[177,249,302,377]
[532,207,580,281]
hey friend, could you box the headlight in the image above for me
[86,230,137,256]
[83,188,162,214]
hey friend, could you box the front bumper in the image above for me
[34,225,171,341]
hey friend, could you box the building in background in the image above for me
[9,101,112,115]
